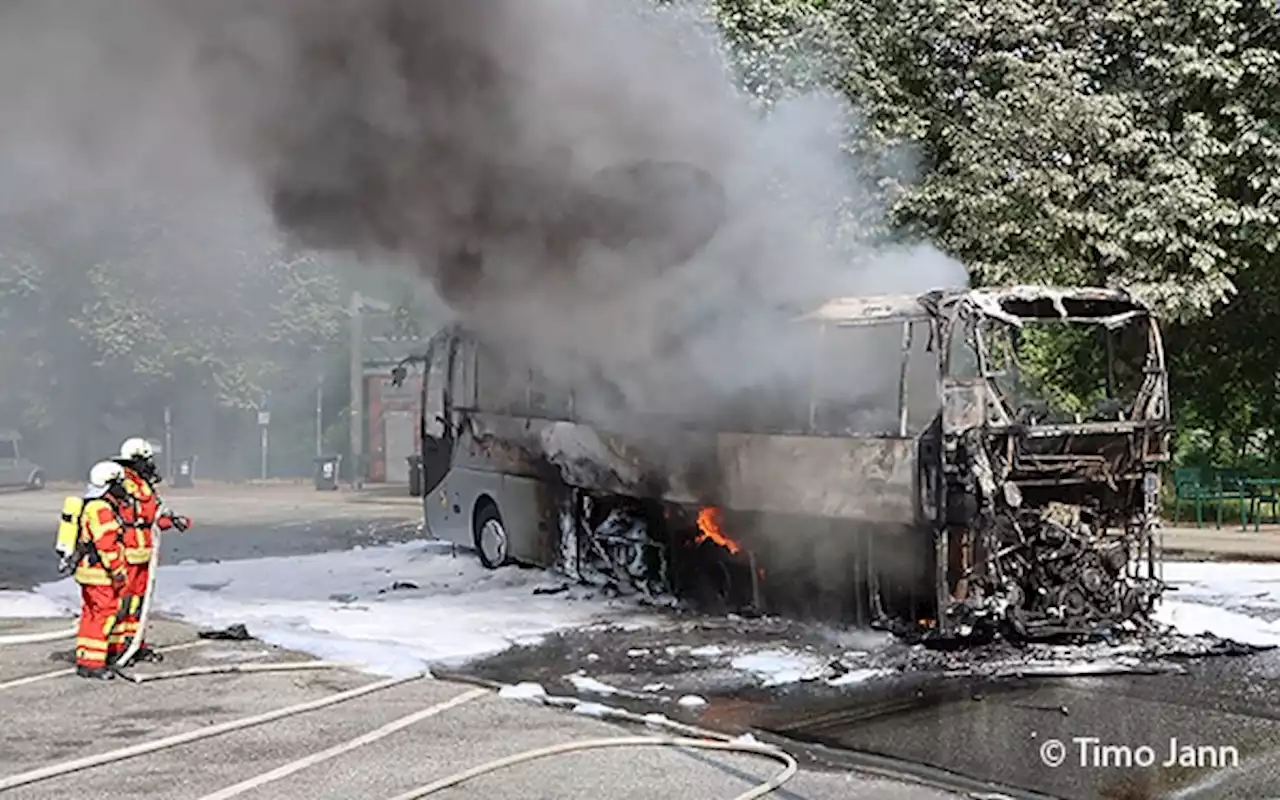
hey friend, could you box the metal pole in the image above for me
[898,321,913,437]
[260,423,268,480]
[163,406,173,479]
[349,291,363,489]
[316,373,324,458]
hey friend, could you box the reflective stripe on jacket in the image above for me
[74,498,126,586]
[121,466,162,564]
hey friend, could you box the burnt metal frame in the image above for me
[926,289,1170,638]
[400,287,1169,637]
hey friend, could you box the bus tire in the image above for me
[474,499,512,569]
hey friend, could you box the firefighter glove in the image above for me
[112,572,128,591]
[172,515,191,532]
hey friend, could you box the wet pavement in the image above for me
[762,656,1280,799]
[9,486,1280,798]
[466,616,1280,799]
[0,484,423,589]
[2,619,961,800]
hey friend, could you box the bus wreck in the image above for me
[400,285,1170,643]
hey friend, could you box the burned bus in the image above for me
[398,285,1170,641]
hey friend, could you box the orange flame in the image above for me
[695,506,741,555]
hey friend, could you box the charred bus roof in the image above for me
[801,286,1153,328]
[950,286,1152,327]
[800,294,933,326]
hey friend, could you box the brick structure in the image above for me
[365,371,421,483]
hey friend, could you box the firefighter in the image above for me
[73,461,131,680]
[110,437,193,666]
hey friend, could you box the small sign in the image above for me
[257,411,271,426]
[1143,472,1159,494]
[322,462,334,478]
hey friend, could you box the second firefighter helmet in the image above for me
[119,437,154,462]
[86,460,126,498]
[118,436,159,483]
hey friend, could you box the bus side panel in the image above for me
[718,434,917,525]
[424,421,509,552]
[456,414,567,566]
[457,413,548,479]
[424,465,509,552]
[456,414,919,529]
[423,469,475,551]
[499,473,558,566]
[434,416,549,563]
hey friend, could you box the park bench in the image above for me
[1215,468,1251,529]
[1172,466,1251,529]
[1172,467,1210,527]
[1247,476,1280,531]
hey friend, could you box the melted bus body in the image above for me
[410,286,1169,639]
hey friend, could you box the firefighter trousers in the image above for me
[109,563,150,657]
[76,584,120,669]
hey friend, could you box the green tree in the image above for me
[0,190,348,475]
[709,0,1280,459]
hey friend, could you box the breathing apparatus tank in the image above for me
[54,496,84,571]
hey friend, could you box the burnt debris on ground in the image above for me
[465,603,1272,716]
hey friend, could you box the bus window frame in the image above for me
[449,313,941,439]
[807,316,938,440]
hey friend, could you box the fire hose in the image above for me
[198,677,797,800]
[398,687,800,800]
[0,672,425,792]
[1,524,796,797]
[118,660,353,683]
[112,522,163,671]
[0,624,76,646]
[0,640,210,692]
[385,736,798,800]
[0,665,799,799]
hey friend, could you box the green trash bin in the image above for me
[314,455,341,491]
[172,456,195,489]
[408,455,424,497]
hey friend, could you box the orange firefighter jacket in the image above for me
[120,465,175,565]
[74,497,128,587]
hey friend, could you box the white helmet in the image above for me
[87,460,126,496]
[120,437,155,462]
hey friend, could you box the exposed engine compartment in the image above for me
[929,286,1171,643]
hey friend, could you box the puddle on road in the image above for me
[763,668,1280,800]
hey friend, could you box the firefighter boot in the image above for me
[76,665,115,680]
[133,646,163,663]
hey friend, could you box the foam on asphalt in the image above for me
[0,617,961,800]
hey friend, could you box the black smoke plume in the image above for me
[185,0,964,429]
[0,0,967,506]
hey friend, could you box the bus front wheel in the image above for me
[474,500,512,569]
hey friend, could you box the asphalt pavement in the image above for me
[0,483,967,799]
[7,486,1280,798]
[0,618,962,800]
[759,657,1280,799]
[0,484,424,588]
